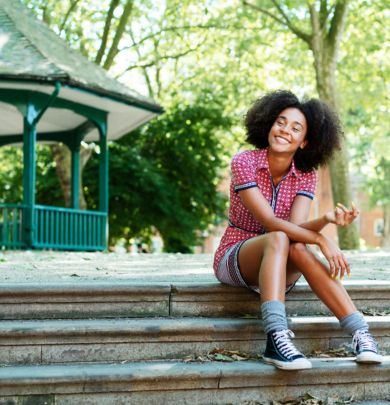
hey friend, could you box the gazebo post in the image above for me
[71,144,80,209]
[98,119,109,246]
[22,101,37,247]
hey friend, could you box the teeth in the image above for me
[276,136,289,144]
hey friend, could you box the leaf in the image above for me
[211,353,235,362]
[310,347,354,358]
[362,308,390,316]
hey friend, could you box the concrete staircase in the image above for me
[0,257,389,404]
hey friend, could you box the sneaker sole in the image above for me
[356,352,383,364]
[263,356,312,371]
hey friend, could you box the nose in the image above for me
[279,125,290,134]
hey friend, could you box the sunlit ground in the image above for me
[0,250,389,284]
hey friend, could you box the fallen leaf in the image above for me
[211,353,235,362]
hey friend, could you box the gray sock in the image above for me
[340,312,368,335]
[260,300,288,334]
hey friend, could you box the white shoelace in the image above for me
[273,329,302,358]
[352,329,378,353]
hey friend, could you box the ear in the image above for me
[300,139,308,149]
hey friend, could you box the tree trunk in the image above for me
[309,3,359,249]
[51,144,71,207]
[51,143,91,209]
[381,204,390,248]
[313,62,360,249]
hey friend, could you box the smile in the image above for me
[275,136,291,144]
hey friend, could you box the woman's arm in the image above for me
[239,187,349,276]
[289,196,329,232]
[290,198,359,232]
[240,188,321,243]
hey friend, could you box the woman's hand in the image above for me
[317,234,350,279]
[325,201,359,226]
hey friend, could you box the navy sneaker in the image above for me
[352,329,383,364]
[263,329,312,370]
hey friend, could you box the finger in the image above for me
[337,203,350,213]
[338,253,350,280]
[351,201,359,217]
[337,203,353,221]
[335,207,345,226]
[328,257,336,277]
[333,258,341,279]
[333,257,342,279]
[343,256,351,278]
[339,258,346,280]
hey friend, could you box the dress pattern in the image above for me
[213,148,317,275]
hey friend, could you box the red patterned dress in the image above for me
[213,148,317,292]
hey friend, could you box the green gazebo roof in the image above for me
[0,0,163,142]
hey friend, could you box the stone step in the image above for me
[1,316,389,365]
[0,280,389,320]
[0,357,389,404]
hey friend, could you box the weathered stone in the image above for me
[0,359,388,401]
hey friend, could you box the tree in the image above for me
[83,97,232,251]
[242,0,359,248]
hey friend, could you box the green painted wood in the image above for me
[71,146,80,209]
[97,119,109,249]
[0,204,25,248]
[1,204,105,250]
[33,205,106,250]
[0,120,96,148]
[22,101,37,246]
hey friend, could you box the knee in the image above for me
[289,242,308,258]
[266,231,289,250]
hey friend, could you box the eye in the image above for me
[293,127,301,133]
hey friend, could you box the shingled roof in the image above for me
[0,0,163,141]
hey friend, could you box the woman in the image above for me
[213,90,382,370]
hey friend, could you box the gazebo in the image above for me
[0,0,163,250]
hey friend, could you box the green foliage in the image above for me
[0,146,62,205]
[367,158,390,208]
[83,97,232,251]
[0,147,23,203]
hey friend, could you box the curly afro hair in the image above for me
[244,90,343,172]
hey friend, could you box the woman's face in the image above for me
[268,107,308,153]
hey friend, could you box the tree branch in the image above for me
[121,21,247,51]
[327,0,349,50]
[103,0,134,70]
[59,0,81,34]
[308,2,322,39]
[319,0,329,28]
[270,0,312,43]
[117,46,202,75]
[128,28,155,98]
[95,0,120,66]
[243,1,286,26]
[243,0,311,44]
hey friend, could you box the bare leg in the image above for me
[238,231,290,303]
[288,243,357,319]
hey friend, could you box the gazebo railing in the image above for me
[34,205,106,250]
[0,203,25,249]
[0,204,106,250]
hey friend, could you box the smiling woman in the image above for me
[213,90,383,371]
